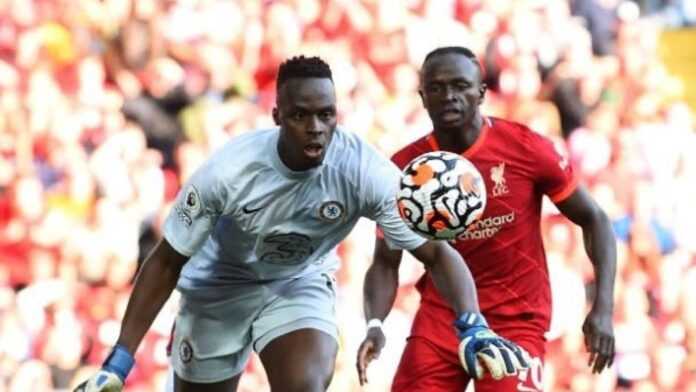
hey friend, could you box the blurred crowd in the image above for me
[1,0,695,391]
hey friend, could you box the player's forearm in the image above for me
[412,241,480,314]
[582,211,617,312]
[363,261,399,322]
[117,239,187,354]
[429,245,480,314]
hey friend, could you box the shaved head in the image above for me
[421,46,483,86]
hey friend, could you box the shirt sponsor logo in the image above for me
[490,162,509,197]
[259,232,315,264]
[455,212,515,241]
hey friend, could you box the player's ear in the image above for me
[418,89,427,108]
[478,83,487,105]
[272,107,280,125]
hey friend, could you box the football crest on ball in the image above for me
[397,151,487,240]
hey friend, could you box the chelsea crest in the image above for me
[319,201,345,221]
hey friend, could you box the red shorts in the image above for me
[392,304,546,392]
[392,336,545,392]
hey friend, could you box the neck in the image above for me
[433,113,484,153]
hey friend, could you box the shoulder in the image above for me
[329,127,364,152]
[488,117,553,151]
[326,128,397,182]
[207,128,275,164]
[329,128,386,163]
[220,128,276,153]
[489,117,532,138]
[391,134,432,170]
[200,128,277,185]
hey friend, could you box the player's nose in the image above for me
[306,115,327,136]
[436,84,454,101]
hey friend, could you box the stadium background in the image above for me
[1,0,695,391]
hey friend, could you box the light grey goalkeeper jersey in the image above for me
[163,127,425,299]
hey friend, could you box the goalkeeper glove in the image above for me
[455,312,530,380]
[73,344,134,392]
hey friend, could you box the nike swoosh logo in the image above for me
[242,204,267,214]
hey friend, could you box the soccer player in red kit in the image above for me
[356,46,617,391]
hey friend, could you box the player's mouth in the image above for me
[440,108,463,123]
[304,142,324,160]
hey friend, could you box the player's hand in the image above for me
[582,306,615,373]
[74,344,134,392]
[455,312,530,380]
[356,324,386,385]
[73,370,123,392]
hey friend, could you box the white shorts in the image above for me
[170,272,338,383]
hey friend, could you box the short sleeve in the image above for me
[362,154,427,251]
[162,165,225,257]
[530,132,578,203]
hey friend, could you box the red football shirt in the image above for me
[391,117,577,338]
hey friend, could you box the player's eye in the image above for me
[427,84,442,94]
[319,110,335,121]
[291,112,305,121]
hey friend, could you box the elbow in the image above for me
[582,207,617,254]
[581,204,612,233]
[596,209,615,239]
[137,240,187,284]
[590,207,611,230]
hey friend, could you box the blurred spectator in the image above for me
[0,1,694,391]
[633,0,696,27]
[571,0,621,56]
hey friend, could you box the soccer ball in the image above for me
[397,151,487,240]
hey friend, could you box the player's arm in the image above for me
[409,240,530,380]
[359,237,480,385]
[358,237,529,384]
[408,240,479,313]
[357,150,528,383]
[75,166,224,391]
[358,237,480,385]
[362,238,479,329]
[117,238,187,353]
[527,128,616,373]
[362,237,403,332]
[356,236,401,385]
[73,238,187,392]
[555,185,617,373]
